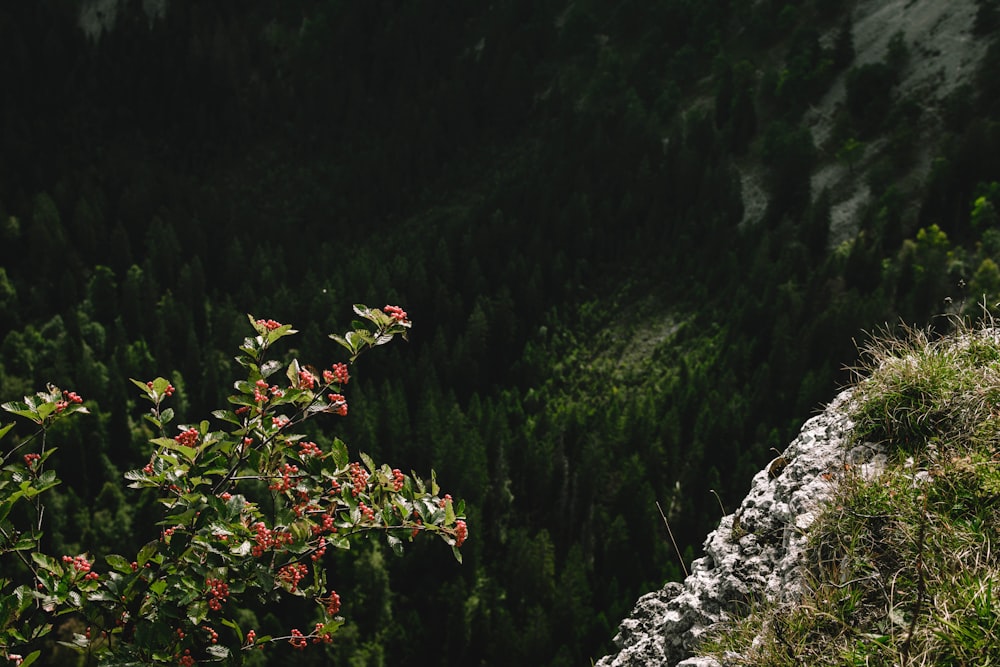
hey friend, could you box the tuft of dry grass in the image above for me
[701,320,1000,666]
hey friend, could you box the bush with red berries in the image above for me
[0,304,466,665]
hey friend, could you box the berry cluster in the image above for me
[349,462,369,496]
[391,468,405,492]
[55,389,84,413]
[383,305,408,322]
[357,501,376,522]
[289,628,307,650]
[454,520,468,547]
[22,453,40,467]
[312,622,333,644]
[298,441,322,457]
[250,522,293,557]
[327,393,348,416]
[311,536,327,562]
[327,362,350,385]
[245,629,257,646]
[255,318,282,331]
[253,379,270,403]
[205,577,229,611]
[323,590,342,616]
[311,513,335,535]
[62,554,99,581]
[268,463,300,492]
[297,369,316,390]
[174,428,199,447]
[277,563,308,592]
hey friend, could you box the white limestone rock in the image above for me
[596,390,887,666]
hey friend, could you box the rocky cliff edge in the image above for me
[597,390,887,666]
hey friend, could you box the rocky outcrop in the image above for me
[597,390,888,666]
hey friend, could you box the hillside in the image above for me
[1,0,999,664]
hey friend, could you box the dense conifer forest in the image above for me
[1,0,999,664]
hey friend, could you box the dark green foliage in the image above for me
[1,1,999,664]
[846,62,896,137]
[974,0,1000,35]
[761,121,817,221]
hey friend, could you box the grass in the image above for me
[701,321,1000,665]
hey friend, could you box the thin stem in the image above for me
[656,500,689,578]
[34,428,47,535]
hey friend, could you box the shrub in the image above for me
[0,304,467,665]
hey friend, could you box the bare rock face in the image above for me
[596,390,887,667]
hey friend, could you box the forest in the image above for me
[1,0,1000,664]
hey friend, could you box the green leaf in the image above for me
[205,644,229,660]
[220,617,244,643]
[360,452,376,474]
[260,360,282,378]
[445,500,456,525]
[105,554,133,574]
[331,438,349,469]
[386,534,404,557]
[31,552,62,575]
[329,534,350,550]
[316,618,345,635]
[171,444,198,463]
[451,545,464,564]
[151,377,172,396]
[211,409,242,426]
[18,650,40,667]
[130,377,155,395]
[136,540,159,567]
[1,401,40,423]
[344,330,365,352]
[265,324,297,345]
[230,540,252,557]
[285,358,301,386]
[11,535,37,551]
[0,501,13,524]
[0,422,14,440]
[160,407,174,425]
[86,590,119,603]
[328,333,352,353]
[186,599,208,625]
